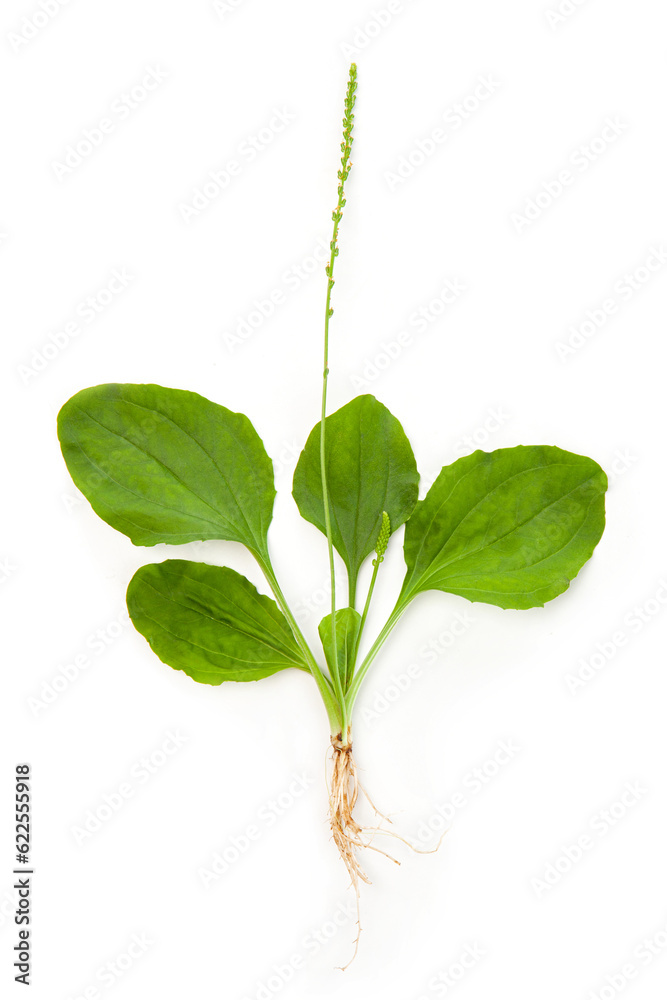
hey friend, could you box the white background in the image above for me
[2,1,666,997]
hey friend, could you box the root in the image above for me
[329,734,373,889]
[328,734,447,970]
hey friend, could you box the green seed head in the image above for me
[375,511,391,560]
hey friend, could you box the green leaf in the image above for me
[126,560,309,684]
[318,608,362,691]
[401,445,607,610]
[292,395,419,591]
[57,383,275,552]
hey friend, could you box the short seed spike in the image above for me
[375,511,391,562]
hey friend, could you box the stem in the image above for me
[320,63,358,739]
[345,596,409,713]
[349,511,390,688]
[320,337,343,720]
[352,556,382,670]
[254,551,342,734]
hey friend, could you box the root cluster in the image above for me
[329,735,374,889]
[328,733,444,969]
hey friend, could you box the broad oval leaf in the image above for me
[401,445,607,610]
[292,395,419,588]
[126,559,308,684]
[57,383,275,552]
[318,608,361,691]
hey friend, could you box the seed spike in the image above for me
[375,511,391,562]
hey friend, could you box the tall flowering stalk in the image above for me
[320,64,358,744]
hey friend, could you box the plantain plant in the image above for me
[57,64,607,957]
